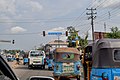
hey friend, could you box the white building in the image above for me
[48,40,68,48]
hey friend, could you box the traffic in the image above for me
[0,0,120,80]
[1,38,120,80]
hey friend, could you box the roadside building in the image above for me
[48,40,68,48]
[94,32,107,40]
[44,40,68,55]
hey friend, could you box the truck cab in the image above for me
[28,50,46,69]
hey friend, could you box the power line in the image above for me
[76,23,91,27]
[96,1,120,22]
[93,0,110,9]
[71,10,87,26]
[76,0,120,36]
[0,17,85,23]
[71,0,98,27]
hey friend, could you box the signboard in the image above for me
[72,40,76,43]
[48,32,62,35]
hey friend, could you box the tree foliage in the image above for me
[106,27,120,38]
[67,26,88,49]
[79,32,88,49]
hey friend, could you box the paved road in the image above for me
[7,61,53,80]
[7,61,84,80]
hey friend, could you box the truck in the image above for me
[28,50,46,69]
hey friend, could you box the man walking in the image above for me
[15,51,19,65]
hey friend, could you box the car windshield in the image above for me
[30,51,43,57]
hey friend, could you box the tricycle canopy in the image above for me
[92,39,120,68]
[53,48,80,62]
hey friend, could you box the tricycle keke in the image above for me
[53,47,84,80]
[90,39,120,80]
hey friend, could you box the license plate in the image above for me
[63,66,74,73]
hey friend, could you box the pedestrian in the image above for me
[15,51,20,65]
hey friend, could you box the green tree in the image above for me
[67,26,80,47]
[67,26,88,49]
[106,27,120,38]
[79,32,88,50]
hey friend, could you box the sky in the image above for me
[0,0,120,50]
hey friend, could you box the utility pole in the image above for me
[104,22,106,33]
[86,8,97,42]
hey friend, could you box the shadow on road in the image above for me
[15,65,53,71]
[14,65,28,69]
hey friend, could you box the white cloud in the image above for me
[29,1,43,11]
[0,0,16,15]
[102,0,120,8]
[35,0,84,19]
[10,26,27,34]
[93,0,120,9]
[0,0,43,16]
